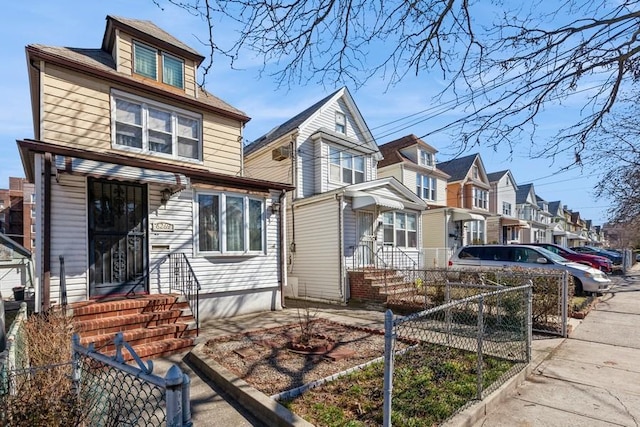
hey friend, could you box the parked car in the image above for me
[527,243,613,273]
[449,244,612,294]
[571,246,623,265]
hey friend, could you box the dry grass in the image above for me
[0,309,87,427]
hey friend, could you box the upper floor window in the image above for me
[196,191,265,255]
[329,146,364,184]
[30,194,36,204]
[418,150,433,167]
[417,174,436,201]
[30,206,36,218]
[335,112,346,134]
[472,165,479,179]
[133,41,184,89]
[505,176,511,186]
[382,212,417,248]
[502,201,512,216]
[473,188,488,209]
[112,91,201,161]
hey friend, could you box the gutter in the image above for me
[336,192,345,302]
[278,190,287,308]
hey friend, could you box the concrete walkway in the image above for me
[472,267,640,426]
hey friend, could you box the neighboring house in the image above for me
[536,195,554,242]
[0,233,34,299]
[515,184,550,243]
[486,170,529,244]
[568,211,589,246]
[548,201,569,246]
[0,178,35,251]
[421,153,491,267]
[376,134,451,267]
[244,89,427,303]
[17,15,292,317]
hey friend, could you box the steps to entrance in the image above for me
[69,294,197,361]
[349,269,419,304]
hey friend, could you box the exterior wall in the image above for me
[421,210,451,268]
[446,182,462,207]
[377,165,403,186]
[243,140,293,184]
[41,64,243,175]
[288,198,341,302]
[486,216,501,244]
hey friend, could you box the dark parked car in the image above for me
[528,243,613,273]
[571,246,623,265]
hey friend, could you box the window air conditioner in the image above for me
[272,145,291,161]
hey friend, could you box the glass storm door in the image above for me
[88,178,148,297]
[356,211,375,266]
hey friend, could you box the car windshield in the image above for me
[534,246,570,263]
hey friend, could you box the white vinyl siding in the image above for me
[288,199,341,301]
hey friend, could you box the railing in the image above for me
[377,245,418,270]
[166,253,201,336]
[59,255,67,308]
[350,244,389,271]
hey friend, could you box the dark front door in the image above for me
[88,178,148,298]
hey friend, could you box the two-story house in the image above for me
[376,134,451,268]
[486,170,529,244]
[548,201,569,246]
[515,184,551,243]
[244,89,426,303]
[420,153,491,266]
[18,16,293,320]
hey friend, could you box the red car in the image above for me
[528,243,613,273]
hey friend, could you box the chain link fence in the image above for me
[0,302,29,396]
[382,284,533,426]
[385,268,570,336]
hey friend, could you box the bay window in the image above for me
[196,192,265,254]
[113,91,201,161]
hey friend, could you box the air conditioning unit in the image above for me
[272,145,291,161]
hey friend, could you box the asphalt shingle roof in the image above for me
[548,200,561,215]
[516,183,534,204]
[244,88,343,155]
[378,134,438,168]
[486,170,509,183]
[436,153,479,182]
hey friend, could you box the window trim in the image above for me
[194,190,266,256]
[418,149,433,167]
[473,187,488,210]
[161,51,185,89]
[133,41,158,80]
[328,146,365,185]
[382,211,418,248]
[335,111,346,134]
[111,90,203,163]
[502,201,512,216]
[417,174,436,201]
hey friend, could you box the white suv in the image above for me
[449,244,612,294]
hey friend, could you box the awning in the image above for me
[351,192,404,211]
[502,218,530,228]
[553,230,567,236]
[452,211,486,222]
[566,232,587,240]
[54,155,188,190]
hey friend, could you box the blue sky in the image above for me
[0,1,611,224]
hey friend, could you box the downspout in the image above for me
[278,190,287,308]
[338,192,345,301]
[43,153,52,310]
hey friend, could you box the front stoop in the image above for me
[68,294,197,361]
[348,269,417,305]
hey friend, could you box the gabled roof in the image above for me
[102,15,204,63]
[486,170,509,183]
[378,134,438,168]
[436,153,479,182]
[26,44,248,122]
[548,201,562,216]
[245,89,341,155]
[516,183,534,204]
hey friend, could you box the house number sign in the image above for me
[152,222,174,232]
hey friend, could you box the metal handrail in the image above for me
[380,245,418,270]
[351,244,388,270]
[166,253,201,336]
[59,255,67,308]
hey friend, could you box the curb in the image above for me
[187,343,314,427]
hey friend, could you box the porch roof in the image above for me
[451,211,486,222]
[502,218,530,228]
[349,191,404,211]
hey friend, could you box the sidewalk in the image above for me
[470,264,640,426]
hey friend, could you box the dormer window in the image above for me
[133,41,184,89]
[335,112,346,134]
[418,149,433,167]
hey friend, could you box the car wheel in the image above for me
[573,277,584,296]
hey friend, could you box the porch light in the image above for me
[160,188,172,205]
[270,201,281,214]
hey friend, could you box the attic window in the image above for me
[335,112,346,134]
[418,149,433,167]
[133,41,184,90]
[472,165,479,179]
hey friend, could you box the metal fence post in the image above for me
[476,296,484,400]
[561,272,568,338]
[165,364,185,427]
[445,281,451,344]
[71,334,82,396]
[182,373,192,426]
[383,309,394,427]
[526,283,533,363]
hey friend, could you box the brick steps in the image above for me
[349,269,419,304]
[69,294,196,361]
